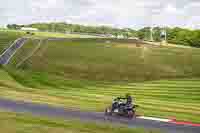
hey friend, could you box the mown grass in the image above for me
[0,29,97,54]
[0,30,24,54]
[32,31,98,38]
[8,38,42,67]
[1,70,200,122]
[9,38,200,81]
[0,110,158,133]
[0,29,99,39]
[2,38,200,123]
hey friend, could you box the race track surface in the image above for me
[0,98,199,133]
[0,38,28,65]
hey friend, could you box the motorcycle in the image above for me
[105,98,138,118]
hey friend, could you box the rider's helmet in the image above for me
[125,93,131,98]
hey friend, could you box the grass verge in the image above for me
[0,110,160,133]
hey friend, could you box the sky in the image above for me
[0,0,200,29]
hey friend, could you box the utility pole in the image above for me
[51,18,56,33]
[165,27,167,43]
[150,27,154,42]
[51,22,54,32]
[161,27,167,45]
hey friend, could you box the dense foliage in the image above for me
[167,28,200,47]
[137,27,200,47]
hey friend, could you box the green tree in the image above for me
[137,27,151,40]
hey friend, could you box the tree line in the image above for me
[7,23,136,39]
[7,23,200,47]
[134,27,200,47]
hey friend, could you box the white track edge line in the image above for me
[137,116,171,122]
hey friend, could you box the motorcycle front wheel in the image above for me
[105,108,112,116]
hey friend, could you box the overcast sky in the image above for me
[0,0,200,29]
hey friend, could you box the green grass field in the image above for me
[0,30,24,54]
[32,31,99,38]
[0,29,98,55]
[0,29,99,39]
[0,69,200,123]
[0,110,158,133]
[0,38,199,123]
[8,38,200,81]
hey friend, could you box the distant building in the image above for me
[21,27,38,31]
[130,37,139,40]
[0,25,7,29]
[105,34,114,38]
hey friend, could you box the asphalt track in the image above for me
[0,98,199,133]
[0,38,28,65]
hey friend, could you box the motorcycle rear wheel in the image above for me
[127,111,134,118]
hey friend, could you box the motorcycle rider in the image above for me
[111,94,134,112]
[124,93,134,111]
[126,93,133,106]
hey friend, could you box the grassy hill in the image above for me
[0,30,99,55]
[1,38,200,122]
[0,30,24,54]
[8,38,200,81]
[32,31,100,38]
